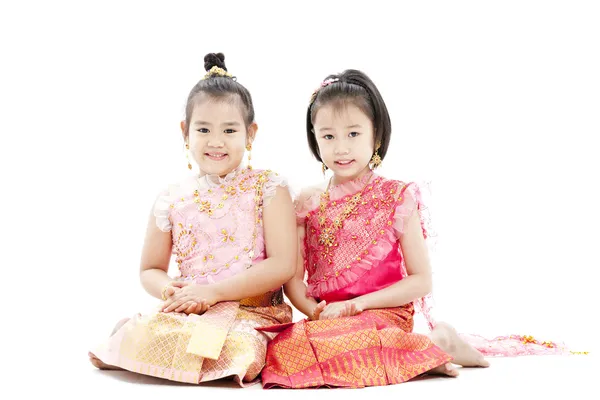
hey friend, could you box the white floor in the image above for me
[65,355,595,399]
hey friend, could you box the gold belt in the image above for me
[239,287,284,307]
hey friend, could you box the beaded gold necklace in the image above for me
[173,169,270,278]
[316,172,374,249]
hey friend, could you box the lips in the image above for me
[205,152,228,161]
[335,160,355,167]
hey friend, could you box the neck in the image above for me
[330,166,372,187]
[198,164,243,179]
[199,171,232,179]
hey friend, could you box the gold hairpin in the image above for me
[203,66,233,80]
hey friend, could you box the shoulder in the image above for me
[375,175,421,200]
[296,181,326,207]
[151,175,198,232]
[293,182,326,223]
[243,168,286,185]
[247,169,295,206]
[159,175,199,198]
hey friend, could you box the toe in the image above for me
[445,363,460,377]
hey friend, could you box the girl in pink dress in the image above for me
[88,53,296,386]
[260,70,567,389]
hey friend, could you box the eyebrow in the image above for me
[193,121,241,127]
[318,124,363,132]
[193,121,212,126]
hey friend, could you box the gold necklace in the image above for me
[174,169,270,278]
[316,173,373,248]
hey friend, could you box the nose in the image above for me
[334,145,350,156]
[207,136,224,148]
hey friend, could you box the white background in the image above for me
[1,0,598,396]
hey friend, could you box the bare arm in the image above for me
[283,224,320,318]
[139,208,174,299]
[352,209,432,311]
[209,186,297,302]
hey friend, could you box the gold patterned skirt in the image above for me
[91,290,292,386]
[261,303,452,388]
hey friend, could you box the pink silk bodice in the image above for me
[153,168,287,285]
[296,172,428,304]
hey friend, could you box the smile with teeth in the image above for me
[335,160,354,166]
[206,152,227,160]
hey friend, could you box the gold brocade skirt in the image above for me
[91,290,292,385]
[261,303,452,388]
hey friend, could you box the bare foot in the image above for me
[89,317,130,370]
[88,352,123,370]
[430,322,490,368]
[428,362,459,377]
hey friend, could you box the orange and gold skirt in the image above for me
[261,303,451,388]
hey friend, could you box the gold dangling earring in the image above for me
[370,152,382,169]
[246,143,252,170]
[185,143,192,170]
[322,163,327,176]
[370,142,382,169]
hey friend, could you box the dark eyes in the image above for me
[322,132,360,140]
[196,128,237,134]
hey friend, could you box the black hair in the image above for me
[306,69,391,164]
[183,52,255,138]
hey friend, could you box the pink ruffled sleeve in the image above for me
[392,181,435,240]
[293,187,321,227]
[153,189,173,232]
[151,177,199,233]
[262,171,292,207]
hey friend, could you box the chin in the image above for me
[332,168,361,178]
[199,164,232,177]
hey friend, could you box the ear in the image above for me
[180,120,187,141]
[246,122,258,146]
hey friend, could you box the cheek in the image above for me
[188,137,199,152]
[189,135,206,153]
[357,136,374,155]
[316,140,333,157]
[228,138,247,155]
[189,134,205,147]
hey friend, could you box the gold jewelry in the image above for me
[161,284,170,301]
[322,163,327,176]
[167,170,270,281]
[316,175,372,249]
[203,66,233,80]
[186,143,192,170]
[370,153,382,169]
[246,143,252,170]
[370,142,382,169]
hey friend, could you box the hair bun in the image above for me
[204,52,227,72]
